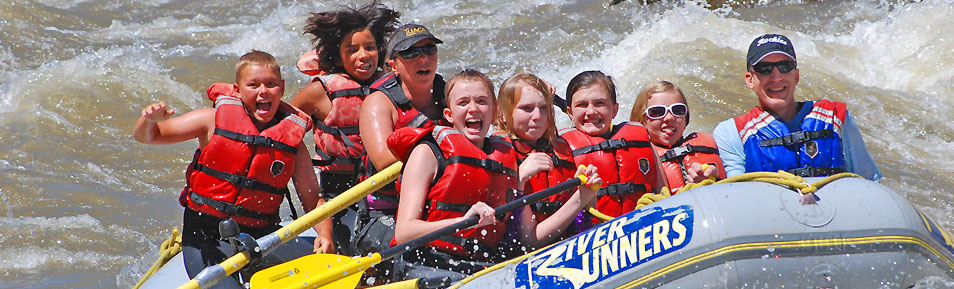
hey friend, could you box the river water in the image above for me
[1,0,953,288]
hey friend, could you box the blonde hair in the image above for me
[234,50,282,82]
[444,69,496,106]
[495,73,556,145]
[630,80,689,125]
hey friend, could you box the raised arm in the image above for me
[133,102,214,146]
[359,91,399,171]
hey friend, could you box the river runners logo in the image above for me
[515,205,694,289]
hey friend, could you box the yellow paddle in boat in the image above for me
[175,162,403,289]
[249,173,597,289]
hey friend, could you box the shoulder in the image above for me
[712,119,741,143]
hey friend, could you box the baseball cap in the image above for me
[746,34,796,66]
[386,24,443,59]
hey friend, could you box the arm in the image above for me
[518,165,600,248]
[360,91,400,171]
[290,81,332,122]
[133,102,214,146]
[517,153,554,189]
[393,143,496,244]
[840,112,882,181]
[290,142,333,254]
[713,119,746,177]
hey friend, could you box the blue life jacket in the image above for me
[733,100,847,177]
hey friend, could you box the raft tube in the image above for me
[456,178,954,289]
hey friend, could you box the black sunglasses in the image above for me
[396,44,438,59]
[752,60,796,75]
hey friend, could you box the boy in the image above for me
[133,50,332,288]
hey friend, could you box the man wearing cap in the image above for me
[712,34,881,180]
[355,23,449,257]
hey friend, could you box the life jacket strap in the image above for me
[660,144,719,162]
[759,129,835,147]
[328,87,371,100]
[314,121,359,147]
[787,167,846,177]
[446,156,518,177]
[188,191,279,222]
[572,138,651,156]
[214,128,298,154]
[192,163,289,196]
[597,182,648,197]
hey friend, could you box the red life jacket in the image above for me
[361,72,449,206]
[387,126,518,260]
[497,134,577,222]
[653,132,726,193]
[310,73,369,173]
[181,95,311,228]
[560,123,661,219]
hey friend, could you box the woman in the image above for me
[630,81,725,192]
[289,0,400,256]
[559,71,666,224]
[494,73,584,234]
[388,70,600,281]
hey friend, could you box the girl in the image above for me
[494,73,585,236]
[630,81,725,192]
[559,71,666,223]
[289,1,400,256]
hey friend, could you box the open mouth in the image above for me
[255,101,272,114]
[464,119,482,133]
[416,69,431,76]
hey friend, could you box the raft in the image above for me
[454,177,954,289]
[133,174,954,288]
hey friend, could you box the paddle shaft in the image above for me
[380,175,583,260]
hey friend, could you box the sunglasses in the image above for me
[644,103,688,120]
[751,60,797,75]
[396,44,438,59]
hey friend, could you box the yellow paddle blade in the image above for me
[249,254,362,289]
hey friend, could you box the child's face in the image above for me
[568,84,618,136]
[339,29,379,81]
[511,84,550,141]
[643,90,688,148]
[236,64,284,127]
[443,80,495,146]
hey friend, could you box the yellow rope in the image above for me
[448,243,558,289]
[133,228,183,289]
[587,171,863,223]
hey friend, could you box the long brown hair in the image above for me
[496,73,557,146]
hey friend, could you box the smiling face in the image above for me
[339,29,379,81]
[387,39,438,89]
[235,64,285,128]
[511,84,550,142]
[745,53,800,120]
[444,80,495,147]
[644,90,688,148]
[568,84,619,136]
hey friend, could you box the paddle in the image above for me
[175,162,403,289]
[250,173,595,289]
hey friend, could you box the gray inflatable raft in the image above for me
[455,177,954,289]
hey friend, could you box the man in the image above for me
[713,34,881,180]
